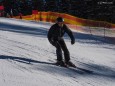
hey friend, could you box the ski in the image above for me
[70,66,93,74]
[51,63,93,74]
[38,61,94,74]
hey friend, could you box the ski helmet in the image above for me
[56,17,64,22]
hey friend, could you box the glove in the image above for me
[50,40,54,45]
[49,40,57,46]
[71,39,75,45]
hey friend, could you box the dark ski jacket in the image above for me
[47,23,75,44]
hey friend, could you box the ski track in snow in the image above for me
[0,18,115,86]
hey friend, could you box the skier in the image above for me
[47,17,76,67]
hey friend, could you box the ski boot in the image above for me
[55,61,68,67]
[65,61,76,68]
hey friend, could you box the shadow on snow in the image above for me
[0,22,114,45]
[0,23,48,38]
[0,55,115,79]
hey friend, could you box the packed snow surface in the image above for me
[0,18,115,86]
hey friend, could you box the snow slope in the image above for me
[0,18,115,86]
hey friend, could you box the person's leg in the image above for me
[59,39,70,62]
[59,39,76,67]
[52,41,67,67]
[55,42,63,62]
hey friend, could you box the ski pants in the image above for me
[53,38,70,62]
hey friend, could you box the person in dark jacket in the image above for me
[47,17,76,67]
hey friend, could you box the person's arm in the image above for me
[64,25,75,44]
[47,25,57,45]
[47,26,53,43]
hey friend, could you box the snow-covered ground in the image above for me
[0,18,115,86]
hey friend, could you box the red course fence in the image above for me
[12,11,115,43]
